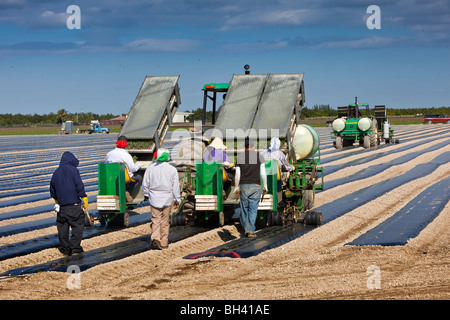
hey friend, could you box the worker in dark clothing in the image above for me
[50,151,88,256]
[234,139,268,238]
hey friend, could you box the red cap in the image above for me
[116,139,127,148]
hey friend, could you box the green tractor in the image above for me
[331,97,396,149]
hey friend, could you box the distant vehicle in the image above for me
[326,118,336,127]
[423,114,450,124]
[79,120,110,134]
[330,97,396,149]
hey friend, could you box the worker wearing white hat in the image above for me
[203,137,231,168]
[142,148,181,249]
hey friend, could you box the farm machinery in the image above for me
[331,97,397,149]
[96,76,182,227]
[96,69,324,230]
[184,71,324,228]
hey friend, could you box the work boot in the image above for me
[125,191,133,202]
[246,232,257,238]
[151,240,163,250]
[58,247,70,256]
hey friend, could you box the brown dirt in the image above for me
[0,124,449,301]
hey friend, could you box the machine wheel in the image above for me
[302,190,314,211]
[255,212,268,229]
[268,211,283,226]
[98,213,107,226]
[304,210,322,225]
[218,211,224,227]
[335,136,342,149]
[110,212,129,227]
[84,211,94,227]
[121,212,130,227]
[171,211,187,226]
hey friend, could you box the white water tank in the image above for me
[332,118,346,132]
[357,117,372,131]
[292,124,320,160]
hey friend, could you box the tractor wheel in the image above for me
[363,135,370,148]
[335,136,342,149]
[369,119,378,147]
[304,210,322,225]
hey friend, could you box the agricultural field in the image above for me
[0,123,449,301]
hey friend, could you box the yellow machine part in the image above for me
[125,169,136,184]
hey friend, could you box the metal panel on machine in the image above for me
[120,76,180,140]
[212,74,267,140]
[251,73,304,139]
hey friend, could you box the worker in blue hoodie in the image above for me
[50,151,88,256]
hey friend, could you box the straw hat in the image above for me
[209,137,227,150]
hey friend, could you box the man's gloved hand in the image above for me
[82,197,88,210]
[54,203,60,213]
[234,187,240,199]
[261,188,268,198]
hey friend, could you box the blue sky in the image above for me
[0,0,449,116]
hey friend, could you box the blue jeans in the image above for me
[239,184,262,234]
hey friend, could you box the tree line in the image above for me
[1,105,449,126]
[0,109,120,127]
[186,104,450,122]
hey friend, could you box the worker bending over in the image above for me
[142,148,181,250]
[104,135,142,202]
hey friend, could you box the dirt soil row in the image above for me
[0,124,449,301]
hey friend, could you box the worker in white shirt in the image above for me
[142,148,181,250]
[104,136,142,202]
[260,137,293,181]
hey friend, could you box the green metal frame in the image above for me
[285,158,324,212]
[263,159,280,212]
[194,159,281,223]
[97,162,127,218]
[195,161,224,221]
[176,166,195,213]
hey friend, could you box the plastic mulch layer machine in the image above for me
[187,72,324,228]
[96,76,181,227]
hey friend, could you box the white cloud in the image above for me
[221,8,317,31]
[314,36,400,49]
[124,38,200,52]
